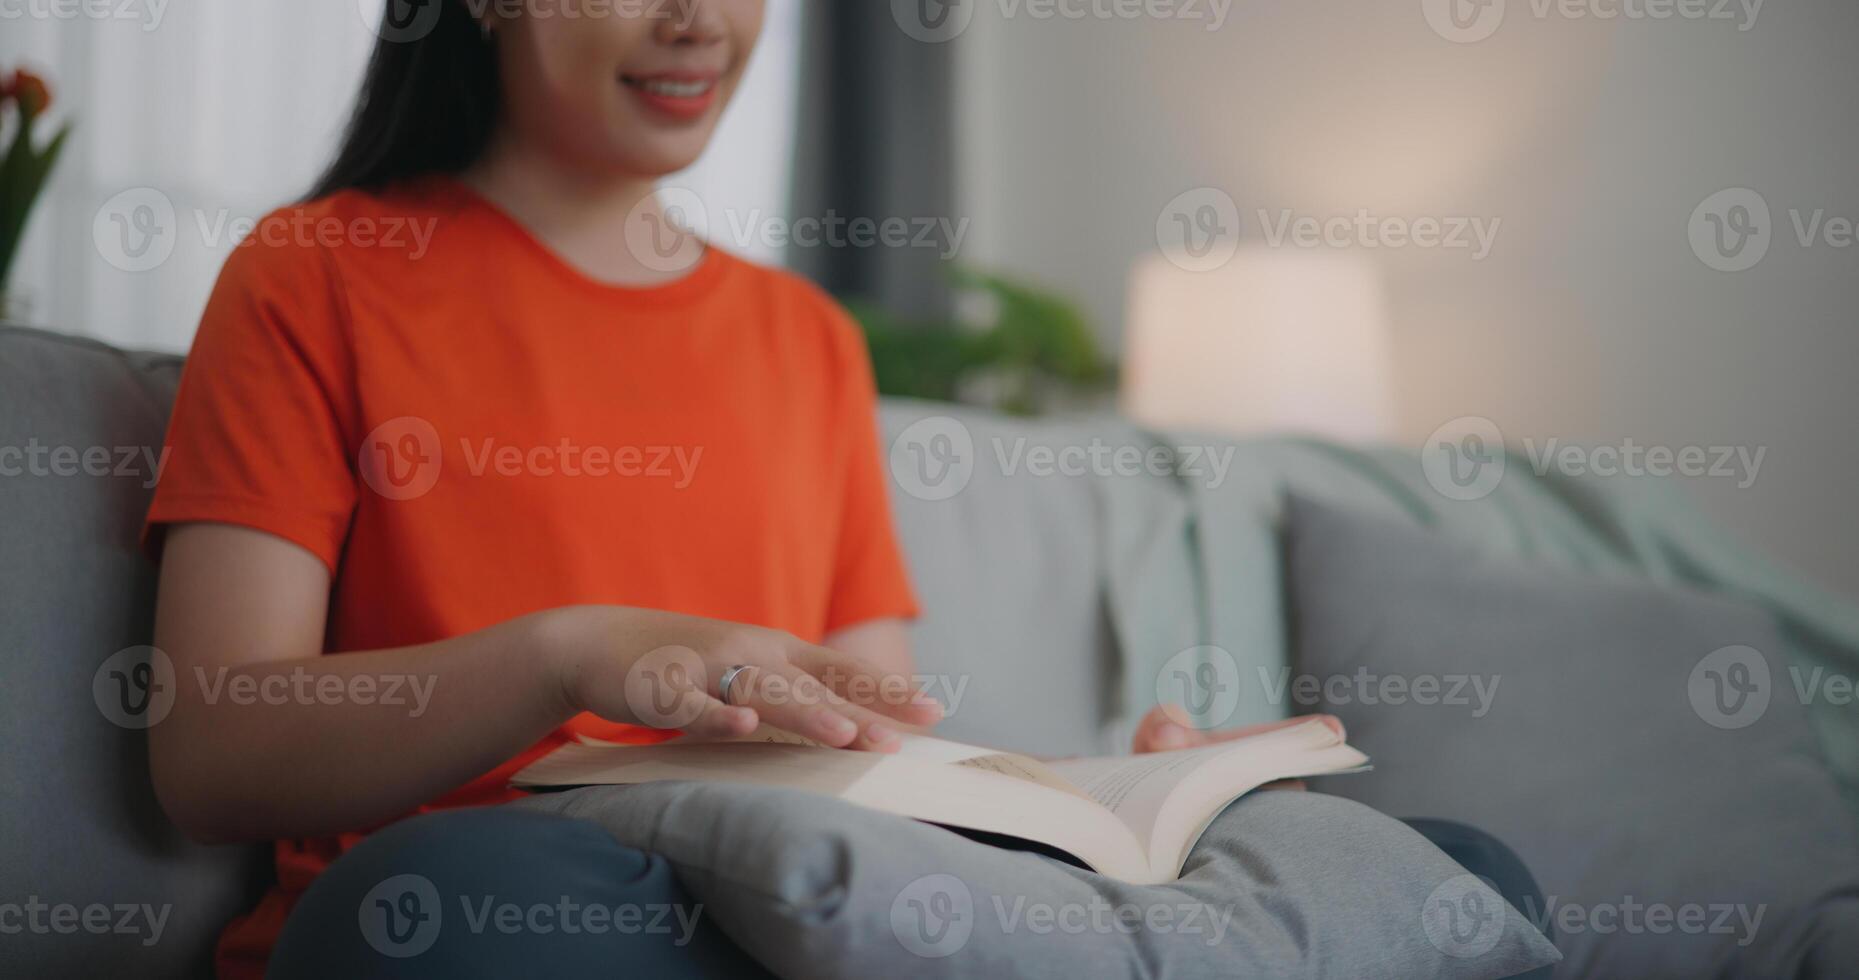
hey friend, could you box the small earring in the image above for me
[480,19,494,41]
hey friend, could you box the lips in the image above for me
[620,72,721,121]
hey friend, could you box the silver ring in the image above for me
[718,665,754,706]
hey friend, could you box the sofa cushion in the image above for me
[520,781,1560,980]
[1286,494,1859,978]
[0,326,269,979]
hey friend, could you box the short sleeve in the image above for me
[144,222,361,573]
[821,306,921,633]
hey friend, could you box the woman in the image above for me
[147,3,1546,977]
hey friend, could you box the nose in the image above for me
[655,0,727,46]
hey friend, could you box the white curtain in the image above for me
[1,0,801,353]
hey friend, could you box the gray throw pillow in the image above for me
[518,781,1559,980]
[1284,494,1859,978]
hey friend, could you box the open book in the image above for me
[513,718,1369,885]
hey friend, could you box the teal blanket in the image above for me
[1104,435,1859,814]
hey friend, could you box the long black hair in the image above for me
[308,2,503,200]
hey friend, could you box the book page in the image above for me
[1047,718,1370,879]
[513,739,1158,881]
[676,726,1090,797]
[1045,745,1229,850]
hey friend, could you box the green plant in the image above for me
[847,268,1116,416]
[1,67,74,297]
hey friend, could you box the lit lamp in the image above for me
[1120,249,1393,443]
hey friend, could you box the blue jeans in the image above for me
[269,808,1552,979]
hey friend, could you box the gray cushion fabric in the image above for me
[518,781,1561,980]
[880,401,1129,757]
[1285,494,1859,978]
[0,327,269,979]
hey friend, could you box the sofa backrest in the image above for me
[879,402,1123,756]
[0,326,270,979]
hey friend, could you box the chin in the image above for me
[604,135,715,180]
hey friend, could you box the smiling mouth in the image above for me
[620,75,718,99]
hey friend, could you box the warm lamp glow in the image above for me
[1121,249,1393,442]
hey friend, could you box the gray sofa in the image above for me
[0,325,1125,978]
[9,324,1859,978]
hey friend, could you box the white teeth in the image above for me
[636,79,711,98]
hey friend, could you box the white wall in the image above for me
[1,0,802,353]
[954,0,1859,599]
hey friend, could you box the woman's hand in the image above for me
[1130,705,1347,791]
[541,606,944,753]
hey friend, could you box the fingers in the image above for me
[722,663,904,752]
[790,646,944,727]
[678,695,760,740]
[1132,703,1196,752]
[1133,706,1348,753]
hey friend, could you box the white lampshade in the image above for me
[1121,249,1393,443]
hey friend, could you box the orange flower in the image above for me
[12,69,51,118]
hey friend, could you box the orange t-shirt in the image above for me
[144,177,918,979]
